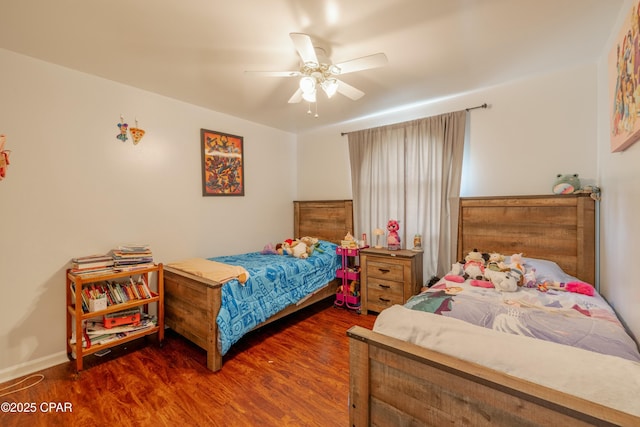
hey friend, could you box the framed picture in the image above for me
[201,129,245,196]
[608,0,640,152]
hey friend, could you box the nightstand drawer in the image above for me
[367,278,404,311]
[365,260,404,282]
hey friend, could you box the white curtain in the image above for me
[348,111,466,281]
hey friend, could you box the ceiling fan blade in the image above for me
[288,88,303,104]
[334,53,388,75]
[290,33,318,65]
[336,79,365,100]
[244,70,301,77]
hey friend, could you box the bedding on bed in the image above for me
[166,257,250,283]
[211,240,340,355]
[402,257,640,362]
[404,279,640,362]
[373,305,640,417]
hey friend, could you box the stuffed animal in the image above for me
[566,281,595,296]
[443,262,466,283]
[299,236,320,256]
[463,249,486,280]
[281,238,309,258]
[261,243,278,255]
[507,253,526,286]
[281,236,322,259]
[538,281,595,296]
[277,239,295,255]
[387,219,401,250]
[485,268,519,292]
[523,268,537,288]
[553,173,581,194]
[450,262,464,276]
[349,280,360,296]
[486,252,506,272]
[282,240,309,258]
[575,185,602,201]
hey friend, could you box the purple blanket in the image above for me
[405,279,640,362]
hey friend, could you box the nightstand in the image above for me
[359,248,423,315]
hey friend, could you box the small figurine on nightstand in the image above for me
[387,219,401,250]
[411,234,423,252]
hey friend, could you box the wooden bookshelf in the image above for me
[65,264,164,371]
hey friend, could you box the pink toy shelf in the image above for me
[334,246,364,313]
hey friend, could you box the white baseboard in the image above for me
[0,352,69,384]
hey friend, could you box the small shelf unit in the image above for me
[65,264,164,371]
[335,246,362,312]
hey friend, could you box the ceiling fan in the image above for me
[246,33,387,105]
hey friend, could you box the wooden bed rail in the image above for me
[348,326,637,426]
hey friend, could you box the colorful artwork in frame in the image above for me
[201,129,245,196]
[609,0,640,152]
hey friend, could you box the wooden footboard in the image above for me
[165,266,340,371]
[348,326,638,426]
[164,266,223,371]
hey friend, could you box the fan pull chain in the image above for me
[306,102,320,118]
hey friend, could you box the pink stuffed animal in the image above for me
[538,281,595,296]
[566,281,595,296]
[386,219,401,250]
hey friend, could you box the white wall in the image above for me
[298,63,598,200]
[596,0,640,341]
[0,48,297,380]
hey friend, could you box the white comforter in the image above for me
[374,305,640,417]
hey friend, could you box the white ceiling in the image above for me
[0,0,624,134]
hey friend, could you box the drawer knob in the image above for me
[378,268,390,273]
[377,284,390,289]
[379,297,391,303]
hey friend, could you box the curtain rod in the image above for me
[340,103,488,136]
[466,103,488,111]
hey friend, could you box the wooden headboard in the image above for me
[293,200,353,245]
[457,194,596,284]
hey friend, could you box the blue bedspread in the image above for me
[211,240,340,355]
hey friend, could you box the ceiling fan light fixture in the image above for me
[321,79,338,98]
[302,89,316,103]
[299,76,316,93]
[245,32,386,113]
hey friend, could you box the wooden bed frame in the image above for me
[164,200,353,372]
[348,194,639,426]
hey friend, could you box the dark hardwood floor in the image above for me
[0,299,376,427]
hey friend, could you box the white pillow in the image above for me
[505,256,579,284]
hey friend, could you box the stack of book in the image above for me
[104,277,155,305]
[111,244,154,272]
[70,254,114,275]
[70,312,157,349]
[70,277,155,313]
